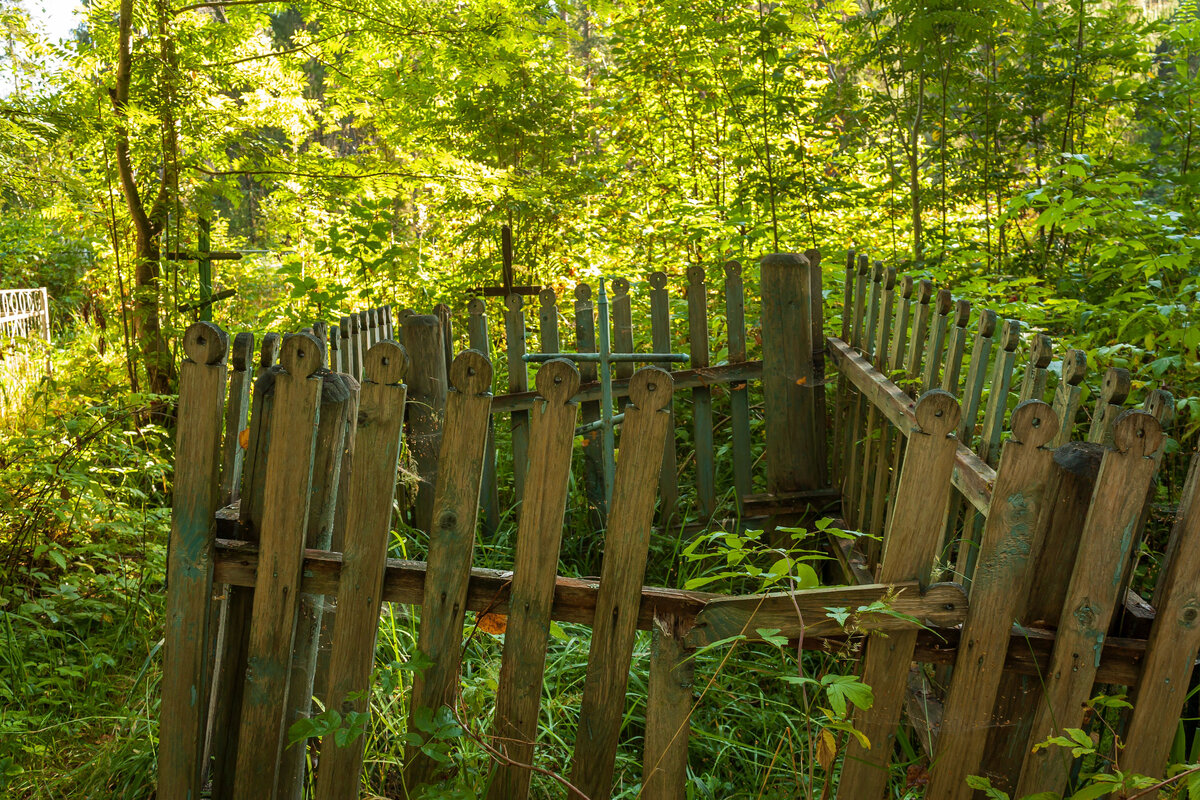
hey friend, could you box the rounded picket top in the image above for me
[183,321,228,366]
[916,279,933,304]
[449,349,492,395]
[1112,409,1163,458]
[468,297,485,315]
[1062,348,1088,385]
[628,367,674,412]
[1010,400,1059,449]
[231,332,255,371]
[260,332,282,369]
[1101,366,1132,404]
[883,266,897,290]
[977,308,998,338]
[953,299,971,327]
[535,358,581,403]
[686,263,706,283]
[575,282,592,302]
[936,288,953,315]
[648,271,668,290]
[612,277,630,296]
[999,318,1022,350]
[364,340,409,385]
[539,288,556,307]
[914,389,961,437]
[504,293,524,313]
[279,332,322,379]
[723,260,742,279]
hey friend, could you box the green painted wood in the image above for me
[904,280,934,393]
[505,294,530,504]
[724,260,752,508]
[469,298,501,536]
[157,322,229,800]
[405,351,494,791]
[487,360,581,800]
[1015,411,1163,796]
[611,277,634,405]
[232,333,324,800]
[315,342,410,800]
[539,288,560,354]
[921,288,953,391]
[687,264,716,519]
[867,267,898,539]
[570,369,675,798]
[940,299,971,394]
[1018,333,1054,403]
[1050,348,1087,447]
[575,283,605,522]
[649,271,679,527]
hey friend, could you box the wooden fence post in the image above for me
[686,264,715,519]
[1050,348,1087,447]
[1088,367,1132,446]
[762,252,824,495]
[220,332,254,506]
[725,261,752,508]
[575,283,606,524]
[403,313,448,533]
[643,613,695,800]
[506,294,531,505]
[836,390,960,800]
[1015,411,1163,796]
[487,360,581,800]
[405,351,494,790]
[1018,333,1053,403]
[157,322,229,800]
[649,271,679,528]
[315,341,410,800]
[926,401,1060,800]
[468,298,501,535]
[232,333,324,799]
[570,369,675,798]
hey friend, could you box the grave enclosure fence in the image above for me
[0,287,51,418]
[158,249,1200,800]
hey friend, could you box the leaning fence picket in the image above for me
[687,264,716,519]
[1018,334,1053,403]
[469,298,501,534]
[1088,367,1132,446]
[1050,348,1087,447]
[575,284,605,522]
[643,614,694,800]
[649,272,679,525]
[921,289,953,390]
[725,261,752,506]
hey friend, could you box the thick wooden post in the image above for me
[1015,411,1163,796]
[403,313,449,533]
[836,391,961,800]
[405,351,494,790]
[232,333,324,800]
[487,361,581,800]
[158,322,228,800]
[315,342,410,800]
[926,402,1060,800]
[762,252,824,494]
[570,369,675,798]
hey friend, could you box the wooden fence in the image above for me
[157,249,1200,799]
[0,287,51,418]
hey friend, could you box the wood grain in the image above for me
[687,264,716,518]
[643,615,694,800]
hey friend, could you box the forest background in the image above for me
[2,0,1200,795]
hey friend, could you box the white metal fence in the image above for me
[0,288,51,419]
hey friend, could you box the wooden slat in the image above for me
[826,337,995,514]
[687,264,716,518]
[232,333,324,799]
[157,323,229,800]
[328,324,341,374]
[880,275,915,542]
[571,369,675,798]
[643,614,694,800]
[314,342,409,800]
[611,277,634,402]
[487,361,581,800]
[854,263,884,533]
[926,402,1060,800]
[957,309,997,448]
[404,314,448,533]
[977,318,1021,466]
[357,310,370,376]
[1018,333,1053,403]
[1087,367,1132,446]
[649,271,679,526]
[844,255,870,526]
[220,333,255,505]
[539,288,560,354]
[836,391,961,800]
[405,352,494,790]
[434,303,454,377]
[725,261,752,507]
[864,267,897,540]
[940,299,971,394]
[1123,455,1200,778]
[833,250,856,485]
[806,248,829,487]
[575,283,605,522]
[921,288,953,390]
[903,280,934,392]
[1015,411,1163,796]
[505,294,530,504]
[468,298,501,535]
[1050,348,1087,447]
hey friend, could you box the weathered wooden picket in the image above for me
[158,248,1200,799]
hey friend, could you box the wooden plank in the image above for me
[328,324,341,374]
[358,310,370,375]
[571,369,676,798]
[611,278,634,406]
[405,352,494,791]
[212,540,1150,685]
[825,337,996,515]
[348,314,362,381]
[279,371,356,800]
[487,361,581,800]
[940,299,971,394]
[977,318,1021,467]
[851,253,869,350]
[1015,411,1164,797]
[575,283,605,522]
[844,255,870,526]
[687,264,716,518]
[368,307,379,351]
[339,317,354,379]
[833,250,856,484]
[854,263,884,532]
[643,614,694,800]
[404,314,449,533]
[314,342,410,800]
[1123,455,1200,778]
[836,391,961,800]
[685,581,966,646]
[957,309,998,448]
[649,271,679,527]
[232,333,324,799]
[903,280,934,393]
[468,298,501,536]
[725,261,752,507]
[1018,333,1053,403]
[434,302,454,377]
[220,332,254,506]
[865,267,897,540]
[806,248,829,487]
[926,402,1061,800]
[157,323,229,800]
[1050,348,1087,447]
[880,276,915,541]
[539,288,560,354]
[921,288,953,391]
[505,294,531,504]
[1087,367,1132,446]
[763,252,822,499]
